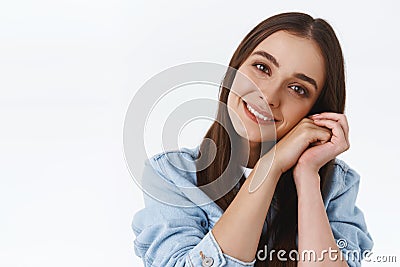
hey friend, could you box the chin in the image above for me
[237,129,275,143]
[229,114,277,142]
[245,135,263,143]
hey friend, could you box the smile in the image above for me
[242,100,277,125]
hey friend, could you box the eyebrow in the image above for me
[251,50,319,91]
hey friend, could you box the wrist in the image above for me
[294,160,320,175]
[293,167,321,197]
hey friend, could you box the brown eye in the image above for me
[289,85,307,96]
[254,63,270,75]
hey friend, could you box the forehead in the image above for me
[250,30,326,89]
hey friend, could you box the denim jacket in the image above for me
[132,145,373,267]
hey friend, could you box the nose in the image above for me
[259,83,280,108]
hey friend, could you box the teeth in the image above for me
[246,103,274,121]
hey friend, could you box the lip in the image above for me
[242,99,278,125]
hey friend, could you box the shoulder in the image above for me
[145,145,200,186]
[142,145,218,209]
[321,158,361,201]
[142,145,204,205]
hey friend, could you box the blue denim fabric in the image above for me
[132,145,373,267]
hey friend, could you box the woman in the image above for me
[132,12,373,267]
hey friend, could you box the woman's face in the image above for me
[227,30,326,143]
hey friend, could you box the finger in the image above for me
[308,121,332,135]
[313,118,344,140]
[312,119,349,151]
[309,124,332,144]
[310,139,328,147]
[312,113,349,137]
[310,113,349,141]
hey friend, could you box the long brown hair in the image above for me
[196,12,345,266]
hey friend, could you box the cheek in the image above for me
[230,69,259,99]
[283,95,316,120]
[278,102,314,137]
[227,93,241,127]
[285,108,308,123]
[227,92,238,113]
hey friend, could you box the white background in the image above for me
[1,1,399,266]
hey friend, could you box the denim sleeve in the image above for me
[326,166,374,267]
[132,158,256,267]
